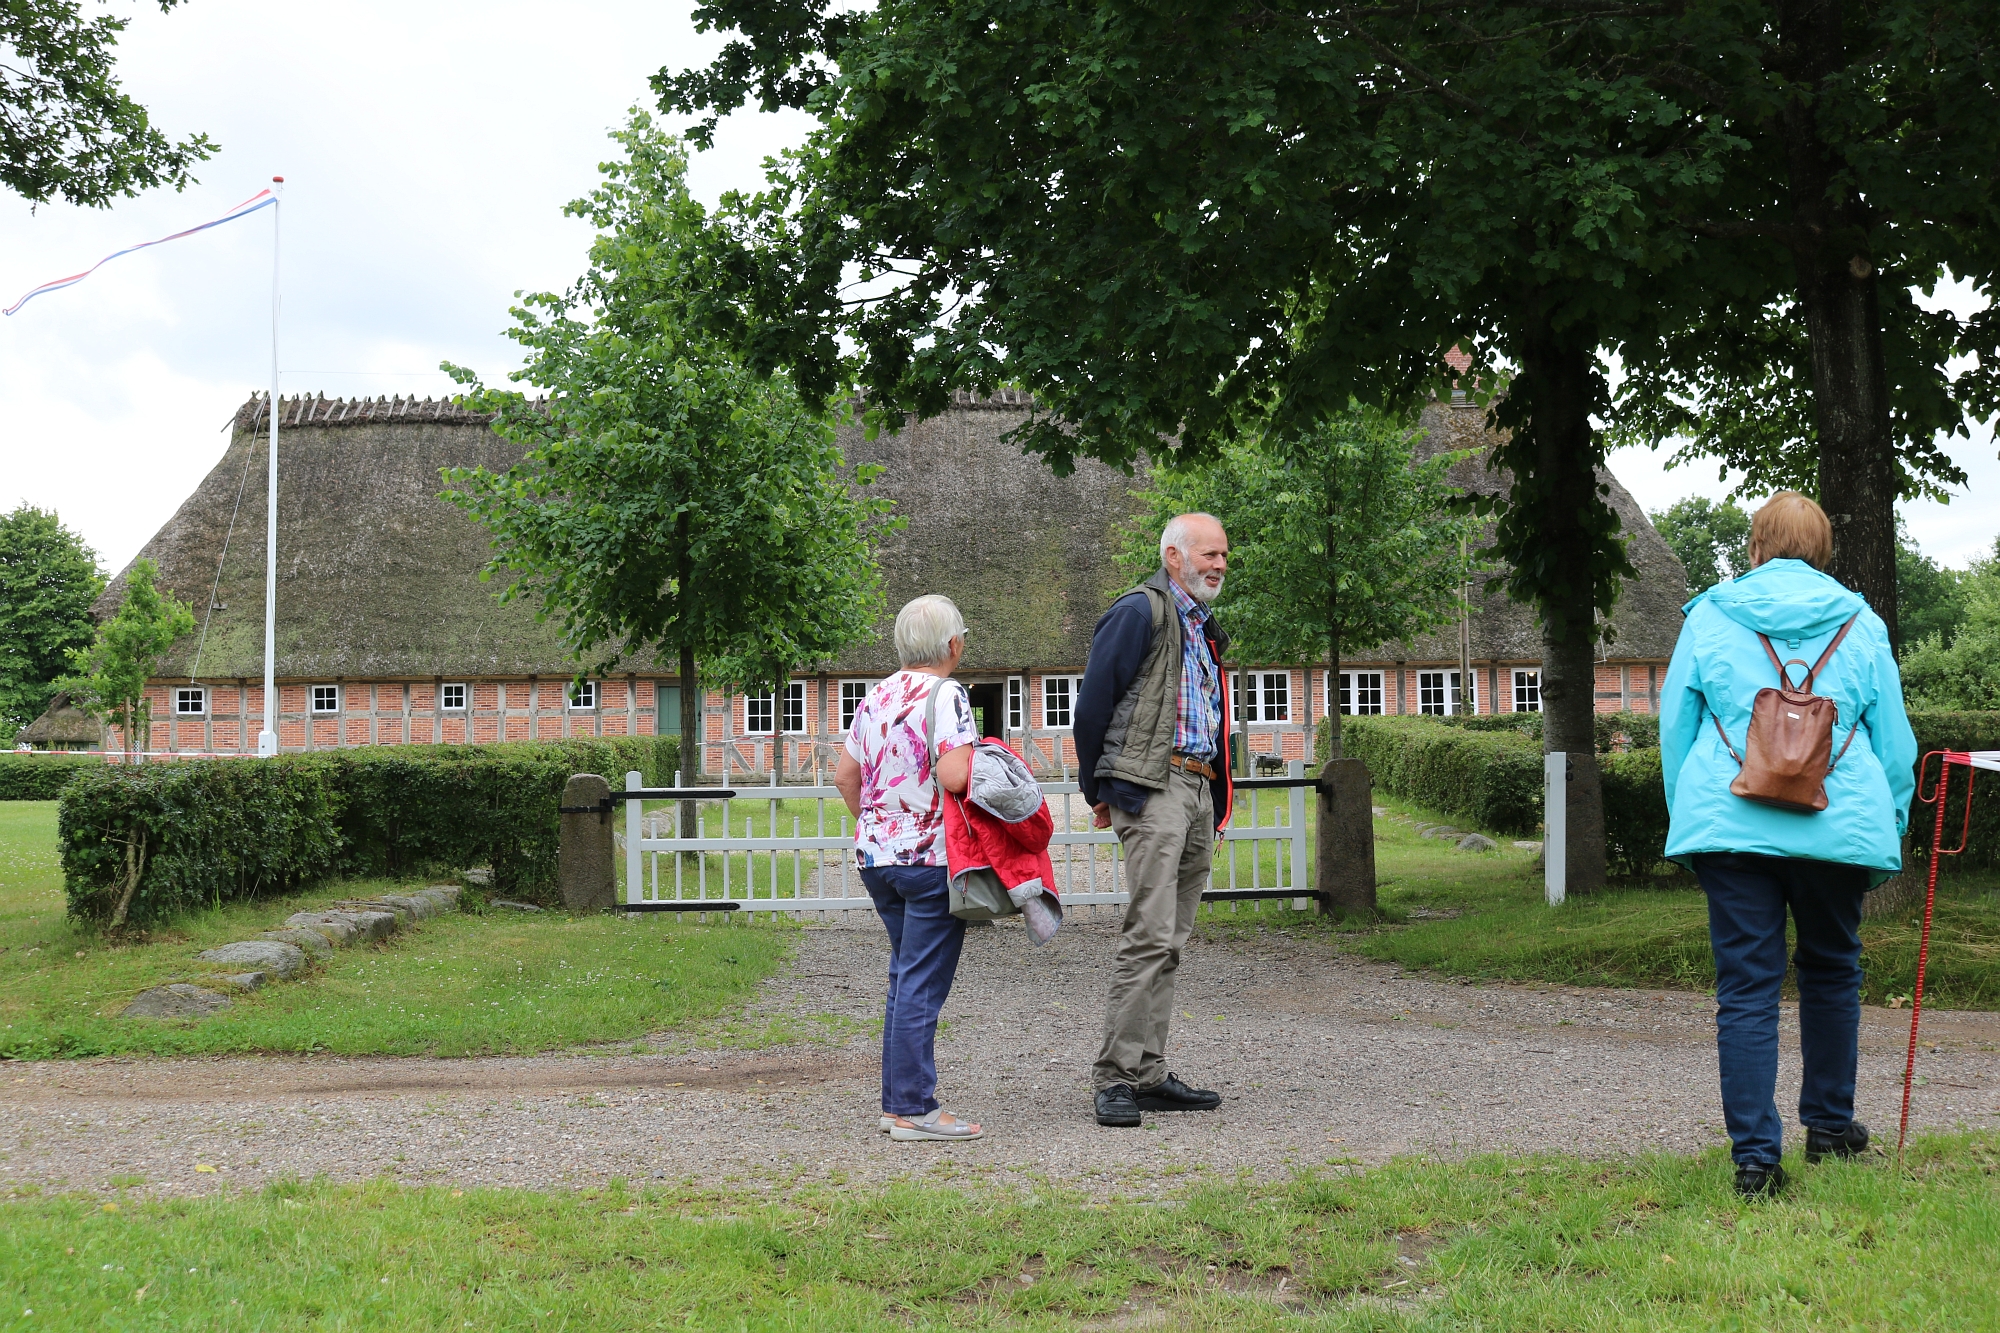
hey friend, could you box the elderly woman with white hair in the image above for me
[833,594,984,1141]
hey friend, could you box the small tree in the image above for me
[1900,550,2000,710]
[445,111,889,781]
[1651,498,1752,598]
[1131,407,1481,760]
[0,505,104,741]
[59,559,193,762]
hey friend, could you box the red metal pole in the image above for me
[1898,762,1952,1154]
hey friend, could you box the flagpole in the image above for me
[257,177,284,758]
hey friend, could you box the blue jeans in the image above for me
[1694,853,1868,1167]
[859,864,967,1117]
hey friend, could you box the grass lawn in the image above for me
[0,802,792,1061]
[2,1133,1993,1330]
[1202,793,2000,1010]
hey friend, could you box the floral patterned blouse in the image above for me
[843,670,977,867]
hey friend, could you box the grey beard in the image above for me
[1187,574,1224,604]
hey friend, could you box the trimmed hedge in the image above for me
[1330,709,2000,879]
[0,754,103,800]
[58,735,679,925]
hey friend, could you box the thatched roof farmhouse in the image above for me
[109,391,1685,773]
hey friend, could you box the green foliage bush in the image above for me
[1334,709,2000,880]
[59,761,345,925]
[57,735,680,925]
[0,754,100,800]
[1904,712,2000,873]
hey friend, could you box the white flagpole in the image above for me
[257,176,284,758]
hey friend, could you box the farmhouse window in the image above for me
[174,687,206,716]
[1336,671,1385,716]
[1417,671,1475,716]
[745,682,806,734]
[440,683,467,711]
[1234,671,1290,722]
[568,680,597,710]
[311,685,339,714]
[1041,675,1081,730]
[1007,677,1024,732]
[1513,670,1542,713]
[839,680,872,732]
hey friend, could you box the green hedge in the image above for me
[1426,711,1661,752]
[1331,709,2000,879]
[1905,712,2000,873]
[57,735,679,925]
[0,754,103,800]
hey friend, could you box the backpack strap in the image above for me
[1712,712,1744,767]
[1804,614,1861,692]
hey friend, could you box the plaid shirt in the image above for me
[1168,578,1222,759]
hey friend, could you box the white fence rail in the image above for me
[619,762,1315,916]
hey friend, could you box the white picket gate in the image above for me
[617,761,1315,915]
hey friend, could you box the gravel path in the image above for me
[4,912,1996,1198]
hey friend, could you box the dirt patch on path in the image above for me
[3,913,1995,1198]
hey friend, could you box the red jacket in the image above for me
[941,739,1058,900]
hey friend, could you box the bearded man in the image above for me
[1073,512,1233,1127]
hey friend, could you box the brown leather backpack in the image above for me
[1713,614,1863,813]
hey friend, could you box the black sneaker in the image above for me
[1134,1072,1222,1112]
[1734,1162,1787,1198]
[1094,1083,1142,1127]
[1805,1121,1870,1164]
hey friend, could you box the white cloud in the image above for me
[0,0,808,571]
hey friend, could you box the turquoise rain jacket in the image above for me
[1661,559,1918,885]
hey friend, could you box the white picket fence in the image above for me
[618,762,1315,916]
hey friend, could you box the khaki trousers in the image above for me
[1093,767,1214,1091]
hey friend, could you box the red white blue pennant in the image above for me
[3,188,277,317]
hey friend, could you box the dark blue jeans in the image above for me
[1694,853,1868,1167]
[859,864,967,1117]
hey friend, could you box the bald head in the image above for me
[1161,513,1228,603]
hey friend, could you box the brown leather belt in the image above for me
[1168,752,1218,782]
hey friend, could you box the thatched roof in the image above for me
[1378,400,1688,663]
[833,391,1146,673]
[17,692,104,746]
[99,393,595,680]
[105,391,1682,683]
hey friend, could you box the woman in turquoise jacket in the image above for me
[1661,492,1917,1198]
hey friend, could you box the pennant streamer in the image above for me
[4,189,276,317]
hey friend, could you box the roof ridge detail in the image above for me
[231,391,549,432]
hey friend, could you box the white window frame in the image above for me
[311,684,340,714]
[1007,676,1024,732]
[743,681,807,735]
[1041,675,1082,731]
[1417,670,1477,717]
[1333,671,1385,716]
[440,683,467,712]
[839,679,873,733]
[1236,670,1291,723]
[174,687,207,716]
[1512,669,1542,713]
[568,679,597,711]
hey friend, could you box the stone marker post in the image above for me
[1316,757,1376,917]
[559,772,616,914]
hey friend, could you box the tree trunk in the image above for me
[1325,515,1343,760]
[1515,317,1608,895]
[1779,0,1898,643]
[108,830,147,930]
[678,641,699,841]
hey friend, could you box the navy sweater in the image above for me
[1074,589,1229,826]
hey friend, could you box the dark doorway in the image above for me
[964,682,1006,740]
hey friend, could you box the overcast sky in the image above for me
[3,1,1993,576]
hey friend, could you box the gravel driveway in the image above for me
[4,911,1996,1198]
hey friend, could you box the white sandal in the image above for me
[888,1110,982,1141]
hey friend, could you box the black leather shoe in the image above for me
[1134,1072,1222,1112]
[1094,1083,1142,1127]
[1734,1162,1787,1198]
[1805,1121,1870,1164]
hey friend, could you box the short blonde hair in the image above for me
[893,594,966,667]
[1750,491,1834,570]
